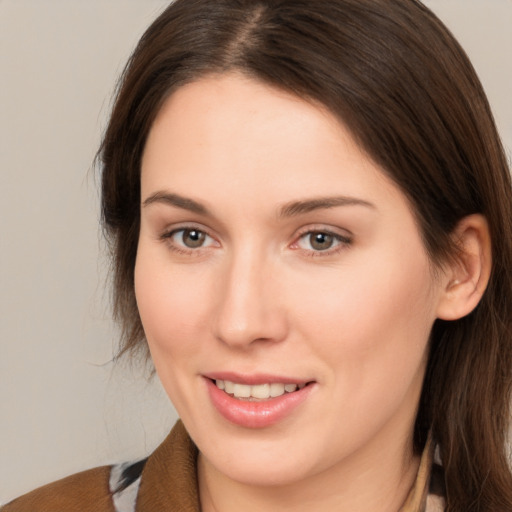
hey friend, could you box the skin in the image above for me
[135,73,484,512]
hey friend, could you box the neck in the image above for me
[198,431,421,512]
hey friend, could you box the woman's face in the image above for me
[136,74,447,487]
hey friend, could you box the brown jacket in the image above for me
[2,421,199,512]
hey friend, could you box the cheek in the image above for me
[292,244,436,385]
[297,258,435,439]
[134,246,211,358]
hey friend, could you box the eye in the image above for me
[163,227,217,250]
[303,232,335,251]
[295,230,351,253]
[179,229,207,248]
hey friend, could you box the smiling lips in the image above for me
[215,379,307,400]
[206,376,313,428]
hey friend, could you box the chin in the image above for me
[192,423,328,488]
[209,452,317,488]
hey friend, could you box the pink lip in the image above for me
[204,376,314,429]
[204,371,310,386]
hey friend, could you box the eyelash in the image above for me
[160,225,218,256]
[159,226,353,257]
[292,228,353,257]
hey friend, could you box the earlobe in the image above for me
[436,214,492,321]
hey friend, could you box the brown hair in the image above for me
[98,1,512,509]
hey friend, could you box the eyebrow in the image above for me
[279,196,375,217]
[142,191,375,217]
[142,191,210,215]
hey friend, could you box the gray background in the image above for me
[1,0,511,503]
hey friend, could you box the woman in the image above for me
[4,0,511,511]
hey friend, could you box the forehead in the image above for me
[141,73,394,200]
[149,73,349,158]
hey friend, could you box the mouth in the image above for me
[213,379,308,401]
[204,375,315,428]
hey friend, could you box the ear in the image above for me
[436,214,492,321]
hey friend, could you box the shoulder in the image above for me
[1,421,195,512]
[1,465,114,512]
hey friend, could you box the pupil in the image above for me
[183,229,205,248]
[311,232,333,251]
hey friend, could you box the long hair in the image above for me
[98,1,512,509]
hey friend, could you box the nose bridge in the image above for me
[213,242,286,347]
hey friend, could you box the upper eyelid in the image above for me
[159,224,218,248]
[293,224,353,240]
[160,227,219,254]
[161,222,215,238]
[293,231,351,247]
[296,231,351,245]
[290,225,353,252]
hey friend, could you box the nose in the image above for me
[212,248,288,349]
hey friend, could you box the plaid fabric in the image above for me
[425,460,446,512]
[110,461,145,512]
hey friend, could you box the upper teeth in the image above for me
[215,380,306,399]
